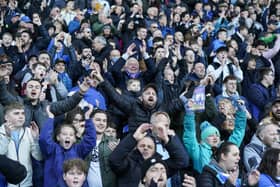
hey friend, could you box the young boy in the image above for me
[0,102,42,187]
[59,158,88,187]
[39,105,96,187]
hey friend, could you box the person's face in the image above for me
[25,80,41,100]
[28,57,38,67]
[193,63,205,79]
[159,15,167,26]
[137,28,147,40]
[154,48,165,60]
[195,2,203,11]
[173,13,181,23]
[92,39,103,52]
[256,45,267,54]
[165,35,174,45]
[103,28,111,36]
[216,51,228,62]
[185,50,195,63]
[152,30,163,38]
[72,114,85,136]
[143,163,167,187]
[141,87,157,108]
[83,28,92,38]
[63,167,86,187]
[21,32,32,45]
[32,64,47,80]
[66,1,75,10]
[151,114,170,129]
[150,23,158,33]
[57,126,77,149]
[191,25,200,35]
[264,71,275,86]
[127,80,141,92]
[205,134,220,147]
[50,7,61,17]
[93,113,107,134]
[222,114,235,132]
[230,40,238,50]
[218,31,227,41]
[2,34,13,47]
[38,53,51,69]
[0,0,7,7]
[174,32,183,43]
[2,63,13,75]
[247,60,256,70]
[5,109,25,128]
[137,137,155,160]
[81,48,92,58]
[272,103,280,120]
[110,50,120,61]
[225,80,237,95]
[260,125,279,147]
[163,68,174,84]
[222,145,240,171]
[104,127,117,138]
[125,58,139,74]
[190,43,199,52]
[54,62,66,73]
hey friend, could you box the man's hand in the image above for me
[46,105,54,118]
[248,170,260,186]
[91,68,104,83]
[30,121,39,139]
[84,104,94,120]
[133,123,152,141]
[153,123,169,144]
[126,43,137,57]
[182,174,196,187]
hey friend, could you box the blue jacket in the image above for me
[258,174,280,187]
[39,118,96,187]
[70,86,107,110]
[183,110,246,173]
[247,83,276,121]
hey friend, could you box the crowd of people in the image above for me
[1,0,280,186]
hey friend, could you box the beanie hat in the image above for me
[141,154,168,181]
[200,121,220,141]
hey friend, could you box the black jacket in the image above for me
[109,134,189,187]
[198,165,235,187]
[0,79,83,128]
[99,80,183,132]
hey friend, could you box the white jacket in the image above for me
[0,125,42,187]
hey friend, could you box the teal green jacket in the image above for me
[183,110,246,173]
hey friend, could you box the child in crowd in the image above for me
[39,105,96,187]
[104,122,117,138]
[58,158,88,187]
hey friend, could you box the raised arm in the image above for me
[39,106,57,158]
[92,69,133,113]
[228,108,247,147]
[49,77,90,115]
[77,105,96,157]
[109,123,151,174]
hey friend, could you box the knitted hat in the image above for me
[200,121,220,141]
[141,154,168,181]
